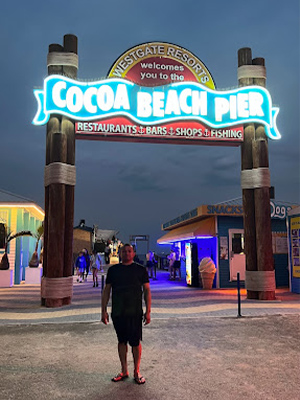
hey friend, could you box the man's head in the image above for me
[121,244,135,265]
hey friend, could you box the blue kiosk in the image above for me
[158,200,298,289]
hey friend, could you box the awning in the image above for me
[157,217,216,244]
[95,229,119,242]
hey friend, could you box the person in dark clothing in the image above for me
[83,248,90,281]
[104,243,111,265]
[101,244,151,385]
[146,251,155,279]
[75,251,86,283]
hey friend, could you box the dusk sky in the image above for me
[1,0,299,252]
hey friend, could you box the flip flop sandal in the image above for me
[134,375,146,385]
[111,373,129,382]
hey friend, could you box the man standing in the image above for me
[101,244,151,384]
[167,250,176,279]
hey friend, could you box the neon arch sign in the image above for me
[33,75,280,140]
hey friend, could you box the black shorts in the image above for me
[173,261,181,268]
[112,315,143,347]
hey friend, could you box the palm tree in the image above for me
[29,225,44,268]
[0,230,33,270]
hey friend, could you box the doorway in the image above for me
[229,229,245,281]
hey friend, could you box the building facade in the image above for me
[0,190,44,285]
[73,220,93,260]
[287,206,300,294]
[157,201,295,289]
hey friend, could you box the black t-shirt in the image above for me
[106,262,149,317]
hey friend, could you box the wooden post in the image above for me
[42,43,64,307]
[252,139,275,300]
[46,130,67,307]
[62,35,78,302]
[252,57,276,300]
[238,47,258,300]
[42,36,78,307]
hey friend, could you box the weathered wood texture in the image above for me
[239,50,275,300]
[43,36,78,307]
[238,47,258,300]
[62,35,77,305]
[252,57,275,300]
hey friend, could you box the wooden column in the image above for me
[42,35,78,307]
[238,47,258,300]
[42,43,64,306]
[252,57,276,300]
[62,35,77,296]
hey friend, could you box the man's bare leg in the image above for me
[118,343,128,375]
[132,343,142,376]
[132,343,146,383]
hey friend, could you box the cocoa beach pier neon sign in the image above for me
[33,42,281,144]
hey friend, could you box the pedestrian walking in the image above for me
[104,242,111,265]
[75,251,86,283]
[101,244,151,384]
[146,251,155,279]
[83,248,90,281]
[90,249,102,287]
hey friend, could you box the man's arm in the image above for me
[143,282,151,325]
[101,283,112,324]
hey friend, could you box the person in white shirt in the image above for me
[90,249,102,287]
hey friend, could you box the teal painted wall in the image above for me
[22,212,30,281]
[271,219,289,287]
[0,205,44,285]
[217,216,289,288]
[218,216,244,289]
[15,213,43,284]
[14,209,23,284]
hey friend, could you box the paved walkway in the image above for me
[0,270,299,400]
[0,270,299,324]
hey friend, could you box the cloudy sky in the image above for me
[1,0,299,252]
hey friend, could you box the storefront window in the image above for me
[232,233,244,254]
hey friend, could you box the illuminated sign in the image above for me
[270,201,292,219]
[33,42,281,144]
[75,119,243,144]
[185,242,192,285]
[101,41,229,145]
[162,202,293,230]
[107,42,215,89]
[33,75,280,140]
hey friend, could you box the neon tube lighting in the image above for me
[33,76,281,140]
[158,235,214,244]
